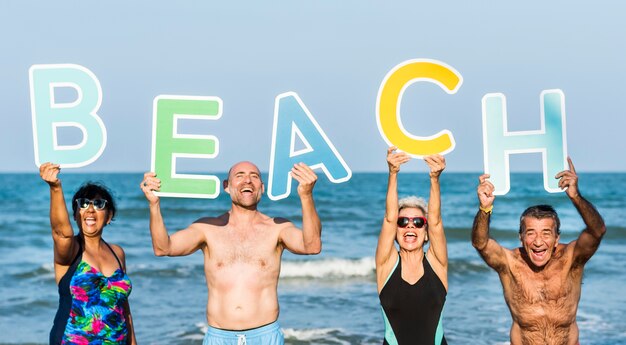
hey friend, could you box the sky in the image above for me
[1,1,624,174]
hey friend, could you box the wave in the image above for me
[125,256,493,281]
[283,328,352,345]
[281,257,374,279]
[281,256,493,280]
[11,263,55,281]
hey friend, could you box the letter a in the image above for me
[30,64,106,168]
[152,95,222,199]
[268,92,351,200]
[482,90,568,195]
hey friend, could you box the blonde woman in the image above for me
[376,147,448,345]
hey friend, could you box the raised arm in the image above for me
[140,172,205,257]
[424,155,447,269]
[279,163,322,255]
[375,147,410,269]
[556,157,606,266]
[40,162,77,266]
[471,174,509,272]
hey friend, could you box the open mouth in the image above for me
[403,232,417,242]
[530,248,547,261]
[85,217,96,226]
[240,187,253,194]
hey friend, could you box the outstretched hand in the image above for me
[140,172,161,204]
[424,154,445,178]
[555,157,579,199]
[477,174,495,209]
[291,163,318,196]
[40,162,61,187]
[386,146,410,173]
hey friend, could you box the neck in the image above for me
[229,206,260,225]
[79,233,103,250]
[399,247,425,265]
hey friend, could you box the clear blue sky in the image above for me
[1,1,624,173]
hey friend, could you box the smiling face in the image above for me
[396,207,428,251]
[74,195,113,237]
[223,161,264,209]
[520,217,560,268]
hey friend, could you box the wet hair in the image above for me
[398,196,428,216]
[519,204,560,235]
[71,182,117,220]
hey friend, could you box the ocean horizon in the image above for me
[1,172,625,344]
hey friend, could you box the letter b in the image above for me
[29,64,106,168]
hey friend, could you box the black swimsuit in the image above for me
[379,255,447,345]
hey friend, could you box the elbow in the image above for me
[304,241,322,255]
[596,224,607,239]
[471,237,487,252]
[152,246,170,257]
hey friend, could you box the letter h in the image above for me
[481,90,568,195]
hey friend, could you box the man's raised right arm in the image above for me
[471,174,508,272]
[141,172,205,257]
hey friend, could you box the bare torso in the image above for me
[194,213,287,330]
[500,243,582,345]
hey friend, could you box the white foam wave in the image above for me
[283,328,349,344]
[280,257,375,279]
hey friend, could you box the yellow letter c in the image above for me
[376,59,463,157]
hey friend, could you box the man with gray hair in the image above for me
[472,157,606,345]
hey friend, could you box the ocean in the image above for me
[1,172,625,345]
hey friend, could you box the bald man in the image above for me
[141,161,322,345]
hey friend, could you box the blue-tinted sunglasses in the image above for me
[76,198,108,211]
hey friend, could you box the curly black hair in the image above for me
[71,182,117,220]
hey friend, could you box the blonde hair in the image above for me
[398,196,428,215]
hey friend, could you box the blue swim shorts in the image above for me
[203,321,284,345]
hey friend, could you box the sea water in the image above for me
[1,172,625,344]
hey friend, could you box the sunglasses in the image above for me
[76,198,108,211]
[397,216,427,228]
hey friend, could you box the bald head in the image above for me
[227,161,262,182]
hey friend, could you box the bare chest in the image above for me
[206,225,281,269]
[503,257,582,326]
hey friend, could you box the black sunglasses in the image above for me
[397,216,427,228]
[76,198,108,211]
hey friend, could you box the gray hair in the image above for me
[398,196,428,215]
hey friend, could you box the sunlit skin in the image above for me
[472,157,607,345]
[396,207,428,252]
[519,218,559,269]
[141,160,322,330]
[74,196,112,239]
[225,162,264,210]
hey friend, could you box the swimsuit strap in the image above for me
[70,238,83,265]
[102,240,124,273]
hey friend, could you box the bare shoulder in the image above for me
[558,241,579,269]
[272,217,292,226]
[107,243,126,263]
[193,213,230,228]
